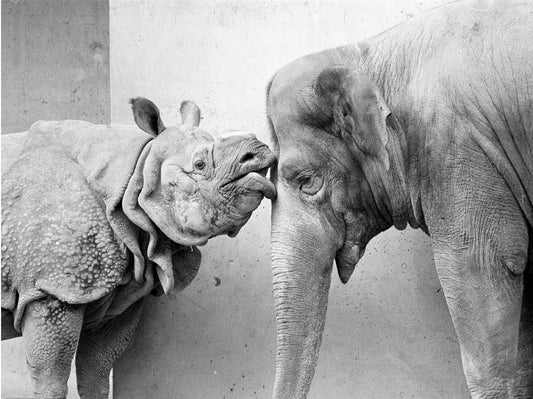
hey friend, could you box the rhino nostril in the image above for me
[239,152,255,163]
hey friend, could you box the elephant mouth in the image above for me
[335,242,365,283]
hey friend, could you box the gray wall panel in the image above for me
[1,0,109,133]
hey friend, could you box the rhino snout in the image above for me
[237,140,276,173]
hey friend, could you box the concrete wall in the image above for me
[1,1,109,397]
[1,0,110,134]
[111,1,470,398]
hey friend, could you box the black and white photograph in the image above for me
[1,0,532,398]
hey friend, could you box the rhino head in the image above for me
[129,97,276,247]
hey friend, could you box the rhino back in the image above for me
[1,146,130,330]
[2,131,29,172]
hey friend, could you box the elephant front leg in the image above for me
[21,298,85,399]
[516,263,533,396]
[424,129,532,397]
[433,246,525,398]
[75,299,144,399]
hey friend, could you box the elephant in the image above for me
[1,97,276,399]
[266,1,532,398]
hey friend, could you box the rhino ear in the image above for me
[130,97,166,136]
[180,100,201,127]
[314,66,390,169]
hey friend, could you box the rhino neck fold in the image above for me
[120,142,176,294]
[73,127,192,295]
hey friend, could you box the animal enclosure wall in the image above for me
[1,0,110,133]
[1,0,109,397]
[1,1,472,398]
[110,1,469,398]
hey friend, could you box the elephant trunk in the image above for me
[271,197,337,398]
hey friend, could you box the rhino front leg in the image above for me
[76,299,144,399]
[21,298,85,399]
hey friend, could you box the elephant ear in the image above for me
[314,66,390,169]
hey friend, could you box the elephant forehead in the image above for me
[277,135,355,187]
[275,122,339,154]
[268,48,351,116]
[269,56,319,105]
[268,81,306,121]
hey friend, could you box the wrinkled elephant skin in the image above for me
[1,97,276,399]
[267,1,533,398]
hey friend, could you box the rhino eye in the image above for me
[194,160,206,170]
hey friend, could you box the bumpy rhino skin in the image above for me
[1,120,201,332]
[2,149,127,329]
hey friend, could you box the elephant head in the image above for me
[130,97,277,247]
[267,62,412,398]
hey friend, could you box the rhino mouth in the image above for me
[173,226,211,246]
[222,165,268,185]
[221,166,277,200]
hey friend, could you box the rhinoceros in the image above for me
[1,97,276,399]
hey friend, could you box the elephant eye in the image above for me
[194,160,206,170]
[298,174,323,195]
